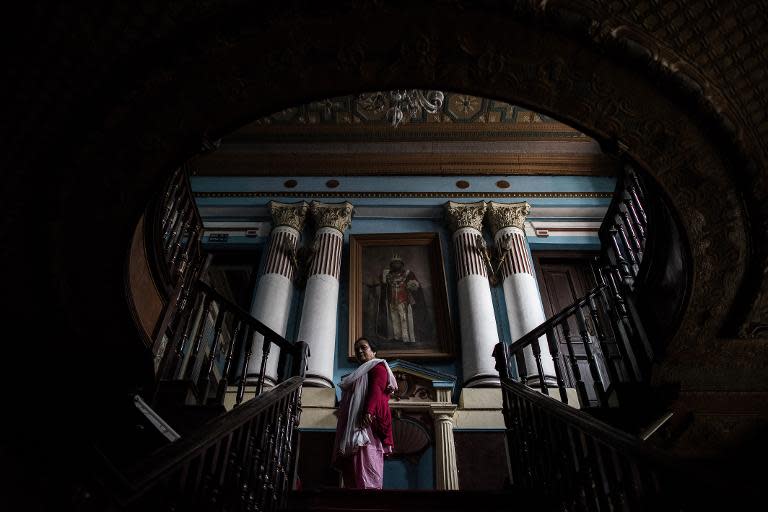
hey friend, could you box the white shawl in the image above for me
[337,358,397,456]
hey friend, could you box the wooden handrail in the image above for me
[147,165,205,297]
[497,377,726,510]
[195,280,295,353]
[495,168,660,408]
[154,275,309,407]
[113,374,305,512]
[505,285,606,355]
[501,378,674,467]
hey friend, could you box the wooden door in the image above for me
[533,254,615,407]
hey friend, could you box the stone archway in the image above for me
[8,2,768,408]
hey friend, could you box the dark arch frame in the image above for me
[7,2,767,403]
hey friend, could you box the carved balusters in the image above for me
[182,293,213,381]
[504,392,519,486]
[575,306,608,408]
[620,209,642,254]
[156,166,204,290]
[217,319,243,404]
[170,223,200,282]
[560,320,589,408]
[517,394,535,488]
[167,205,192,268]
[529,332,549,395]
[623,197,646,240]
[160,169,183,232]
[164,197,190,257]
[589,294,621,392]
[237,325,254,406]
[609,227,633,279]
[257,338,272,397]
[210,433,234,508]
[545,326,569,404]
[596,442,629,512]
[616,223,638,270]
[162,288,203,380]
[603,166,649,287]
[628,185,647,227]
[199,308,227,404]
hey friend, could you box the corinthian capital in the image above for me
[486,201,531,234]
[444,201,487,232]
[310,201,354,233]
[269,201,309,231]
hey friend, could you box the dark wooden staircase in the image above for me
[283,489,557,512]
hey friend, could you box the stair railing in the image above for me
[150,164,205,294]
[146,164,209,373]
[493,376,694,510]
[495,281,653,409]
[119,373,307,512]
[155,278,309,407]
[600,164,648,285]
[489,162,706,509]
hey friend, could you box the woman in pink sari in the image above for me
[332,337,397,489]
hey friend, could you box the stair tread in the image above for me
[284,488,558,511]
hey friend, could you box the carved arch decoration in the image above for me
[20,1,768,391]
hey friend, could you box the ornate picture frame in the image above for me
[348,232,454,360]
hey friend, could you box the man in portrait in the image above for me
[376,254,426,344]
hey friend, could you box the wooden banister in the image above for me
[118,376,305,512]
[497,378,724,510]
[195,281,295,353]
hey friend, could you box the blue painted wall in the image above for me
[197,174,613,396]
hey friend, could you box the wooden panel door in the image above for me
[533,254,615,407]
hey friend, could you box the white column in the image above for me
[247,201,308,386]
[431,405,459,490]
[445,201,500,387]
[487,201,556,385]
[297,201,353,388]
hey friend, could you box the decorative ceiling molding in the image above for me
[226,122,589,143]
[234,93,584,134]
[193,152,614,176]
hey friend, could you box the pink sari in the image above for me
[332,359,397,489]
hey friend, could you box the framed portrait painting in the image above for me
[348,233,454,360]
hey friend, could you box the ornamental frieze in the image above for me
[444,201,487,232]
[486,201,531,234]
[309,201,354,233]
[269,201,309,231]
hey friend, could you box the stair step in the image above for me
[284,489,558,511]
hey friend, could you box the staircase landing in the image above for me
[285,489,557,511]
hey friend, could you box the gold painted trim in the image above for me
[195,191,613,199]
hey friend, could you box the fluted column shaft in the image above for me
[248,201,308,385]
[445,201,500,387]
[488,202,556,384]
[431,406,459,490]
[297,202,353,388]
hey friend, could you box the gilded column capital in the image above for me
[269,201,309,231]
[310,201,354,233]
[486,201,531,235]
[444,201,487,232]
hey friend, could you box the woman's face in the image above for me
[354,339,376,364]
